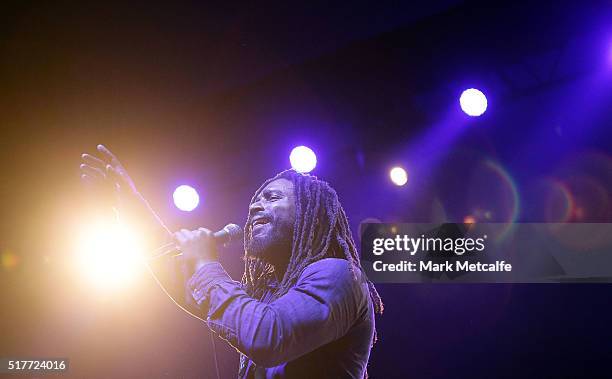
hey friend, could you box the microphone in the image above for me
[149,223,243,260]
[213,223,243,246]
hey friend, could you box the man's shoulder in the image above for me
[298,258,370,313]
[305,257,351,273]
[300,258,360,284]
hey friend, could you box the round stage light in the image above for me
[75,223,144,290]
[390,166,408,186]
[173,185,200,211]
[290,146,317,173]
[460,88,488,116]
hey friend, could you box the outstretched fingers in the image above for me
[80,173,102,185]
[96,144,122,167]
[80,163,105,180]
[105,164,133,190]
[81,153,106,171]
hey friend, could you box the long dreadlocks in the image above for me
[242,169,384,319]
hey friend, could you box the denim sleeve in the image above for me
[188,258,365,368]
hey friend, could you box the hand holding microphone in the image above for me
[144,222,242,262]
[174,227,219,267]
[165,224,242,266]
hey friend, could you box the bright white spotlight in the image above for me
[75,222,144,290]
[173,185,200,211]
[460,88,488,116]
[390,166,408,186]
[290,146,317,173]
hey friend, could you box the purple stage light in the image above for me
[290,146,317,173]
[390,166,408,186]
[173,185,200,211]
[460,88,488,116]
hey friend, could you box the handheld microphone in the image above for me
[212,223,243,246]
[149,223,243,260]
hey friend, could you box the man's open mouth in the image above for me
[252,217,271,230]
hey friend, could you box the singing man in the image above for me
[80,144,383,378]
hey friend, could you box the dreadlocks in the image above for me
[242,169,384,318]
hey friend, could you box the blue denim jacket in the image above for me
[186,258,375,378]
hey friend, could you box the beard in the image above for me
[246,217,293,267]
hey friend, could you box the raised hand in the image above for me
[80,144,173,251]
[81,144,139,209]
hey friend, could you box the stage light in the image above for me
[173,185,199,211]
[75,222,144,290]
[390,166,408,186]
[290,146,317,173]
[460,88,487,116]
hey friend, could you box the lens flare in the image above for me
[460,88,488,116]
[173,185,200,212]
[1,249,19,271]
[545,179,574,222]
[390,166,408,186]
[463,215,476,224]
[290,146,317,173]
[75,222,144,290]
[466,160,520,241]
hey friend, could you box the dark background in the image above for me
[1,1,612,378]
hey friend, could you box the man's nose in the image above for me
[248,200,264,217]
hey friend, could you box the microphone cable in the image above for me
[145,248,221,379]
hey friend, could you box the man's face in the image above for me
[246,178,296,266]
